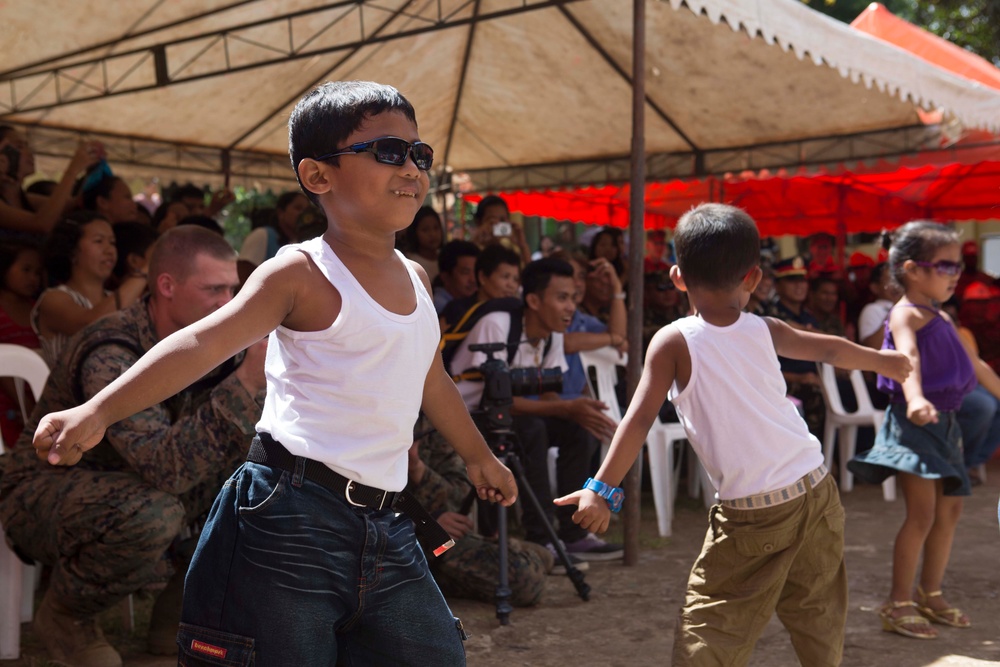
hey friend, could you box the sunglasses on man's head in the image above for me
[915,260,962,277]
[315,136,434,171]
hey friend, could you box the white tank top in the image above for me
[257,238,439,491]
[667,313,823,500]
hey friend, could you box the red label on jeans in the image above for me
[191,640,228,659]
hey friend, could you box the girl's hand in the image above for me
[553,489,612,534]
[907,396,939,426]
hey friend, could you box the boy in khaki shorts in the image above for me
[557,203,911,666]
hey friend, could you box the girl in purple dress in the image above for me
[850,221,987,639]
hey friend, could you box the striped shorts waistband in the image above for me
[721,465,828,510]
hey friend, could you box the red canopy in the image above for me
[464,160,1000,236]
[463,4,1000,235]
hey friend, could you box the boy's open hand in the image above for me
[554,489,611,534]
[876,350,912,384]
[33,406,107,466]
[466,455,517,507]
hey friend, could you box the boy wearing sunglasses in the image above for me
[30,81,516,666]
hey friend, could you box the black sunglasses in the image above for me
[315,136,434,171]
[915,260,962,277]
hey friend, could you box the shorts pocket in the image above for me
[177,623,255,666]
[732,526,797,557]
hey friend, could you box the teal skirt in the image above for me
[848,403,971,497]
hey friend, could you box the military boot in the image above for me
[33,589,123,667]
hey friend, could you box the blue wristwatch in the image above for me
[583,477,624,513]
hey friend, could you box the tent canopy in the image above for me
[2,0,1000,190]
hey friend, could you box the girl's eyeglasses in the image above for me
[315,137,434,171]
[915,260,962,277]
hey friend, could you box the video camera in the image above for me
[469,342,562,433]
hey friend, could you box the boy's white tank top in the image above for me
[667,312,823,500]
[256,237,439,491]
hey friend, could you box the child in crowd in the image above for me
[0,241,42,444]
[32,81,516,666]
[849,221,997,639]
[403,205,444,282]
[556,203,910,666]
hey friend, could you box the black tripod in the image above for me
[472,418,590,626]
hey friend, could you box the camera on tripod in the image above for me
[469,342,562,432]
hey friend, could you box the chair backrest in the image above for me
[818,362,875,419]
[578,347,628,426]
[0,344,50,428]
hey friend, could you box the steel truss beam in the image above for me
[462,125,967,190]
[0,0,584,116]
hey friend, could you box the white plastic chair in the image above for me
[0,345,49,659]
[551,347,685,537]
[817,363,896,501]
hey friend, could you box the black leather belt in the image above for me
[248,432,398,510]
[247,432,456,557]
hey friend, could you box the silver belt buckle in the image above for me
[344,480,367,507]
[345,480,388,510]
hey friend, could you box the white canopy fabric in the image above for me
[2,0,999,189]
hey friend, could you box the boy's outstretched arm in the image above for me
[764,317,911,383]
[33,254,306,465]
[412,261,517,507]
[555,325,684,534]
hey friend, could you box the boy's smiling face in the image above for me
[311,110,430,238]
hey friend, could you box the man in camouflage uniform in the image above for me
[0,226,265,667]
[407,423,553,607]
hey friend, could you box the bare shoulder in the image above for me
[407,257,433,295]
[244,248,341,332]
[647,323,691,389]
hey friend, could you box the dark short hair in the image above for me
[44,210,110,285]
[0,240,41,291]
[673,204,759,290]
[112,222,159,280]
[886,221,959,290]
[148,225,236,286]
[476,244,520,283]
[405,206,441,251]
[521,257,574,301]
[288,81,417,205]
[171,183,206,204]
[81,175,125,211]
[276,191,306,211]
[177,214,225,236]
[473,195,509,223]
[438,239,479,275]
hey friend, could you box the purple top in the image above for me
[877,305,976,412]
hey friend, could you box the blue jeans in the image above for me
[177,461,466,666]
[957,384,1000,468]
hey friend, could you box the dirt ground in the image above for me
[4,462,999,667]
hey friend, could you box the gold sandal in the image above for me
[879,601,938,639]
[916,586,971,628]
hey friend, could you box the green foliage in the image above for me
[218,186,277,249]
[801,0,1000,65]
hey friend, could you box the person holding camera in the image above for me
[471,194,532,261]
[0,125,105,241]
[450,257,623,563]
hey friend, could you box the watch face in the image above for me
[609,488,624,508]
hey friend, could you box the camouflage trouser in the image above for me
[432,534,554,607]
[0,466,228,616]
[786,382,826,441]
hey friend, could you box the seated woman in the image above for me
[0,125,103,241]
[588,227,627,287]
[32,211,148,366]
